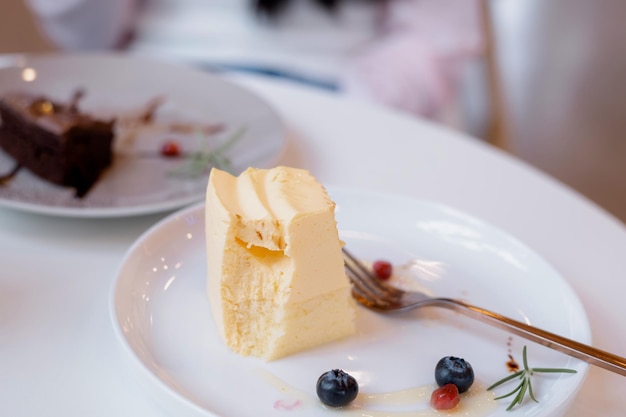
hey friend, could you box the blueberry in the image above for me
[434,356,474,393]
[316,369,359,407]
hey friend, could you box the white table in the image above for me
[1,73,625,416]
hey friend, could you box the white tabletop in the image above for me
[1,72,625,416]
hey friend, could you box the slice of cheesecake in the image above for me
[205,166,355,360]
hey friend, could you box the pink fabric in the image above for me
[26,0,484,120]
[343,0,484,119]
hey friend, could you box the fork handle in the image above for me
[433,297,626,376]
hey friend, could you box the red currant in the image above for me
[161,140,181,157]
[430,383,460,410]
[372,260,392,280]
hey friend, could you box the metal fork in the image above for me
[342,247,626,377]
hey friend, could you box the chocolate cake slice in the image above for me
[0,92,115,197]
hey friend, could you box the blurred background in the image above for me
[0,1,55,53]
[2,0,626,225]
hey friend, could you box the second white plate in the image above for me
[111,187,590,417]
[0,53,285,217]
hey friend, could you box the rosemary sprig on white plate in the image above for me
[170,126,246,177]
[487,345,577,411]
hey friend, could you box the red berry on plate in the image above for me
[430,383,460,410]
[161,140,181,157]
[372,260,393,280]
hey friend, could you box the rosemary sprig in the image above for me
[170,126,246,177]
[487,346,577,411]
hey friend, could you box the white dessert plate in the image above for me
[111,187,590,417]
[0,54,285,217]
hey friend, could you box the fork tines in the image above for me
[342,247,404,309]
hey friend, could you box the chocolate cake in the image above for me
[0,91,115,197]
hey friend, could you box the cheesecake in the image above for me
[205,166,355,360]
